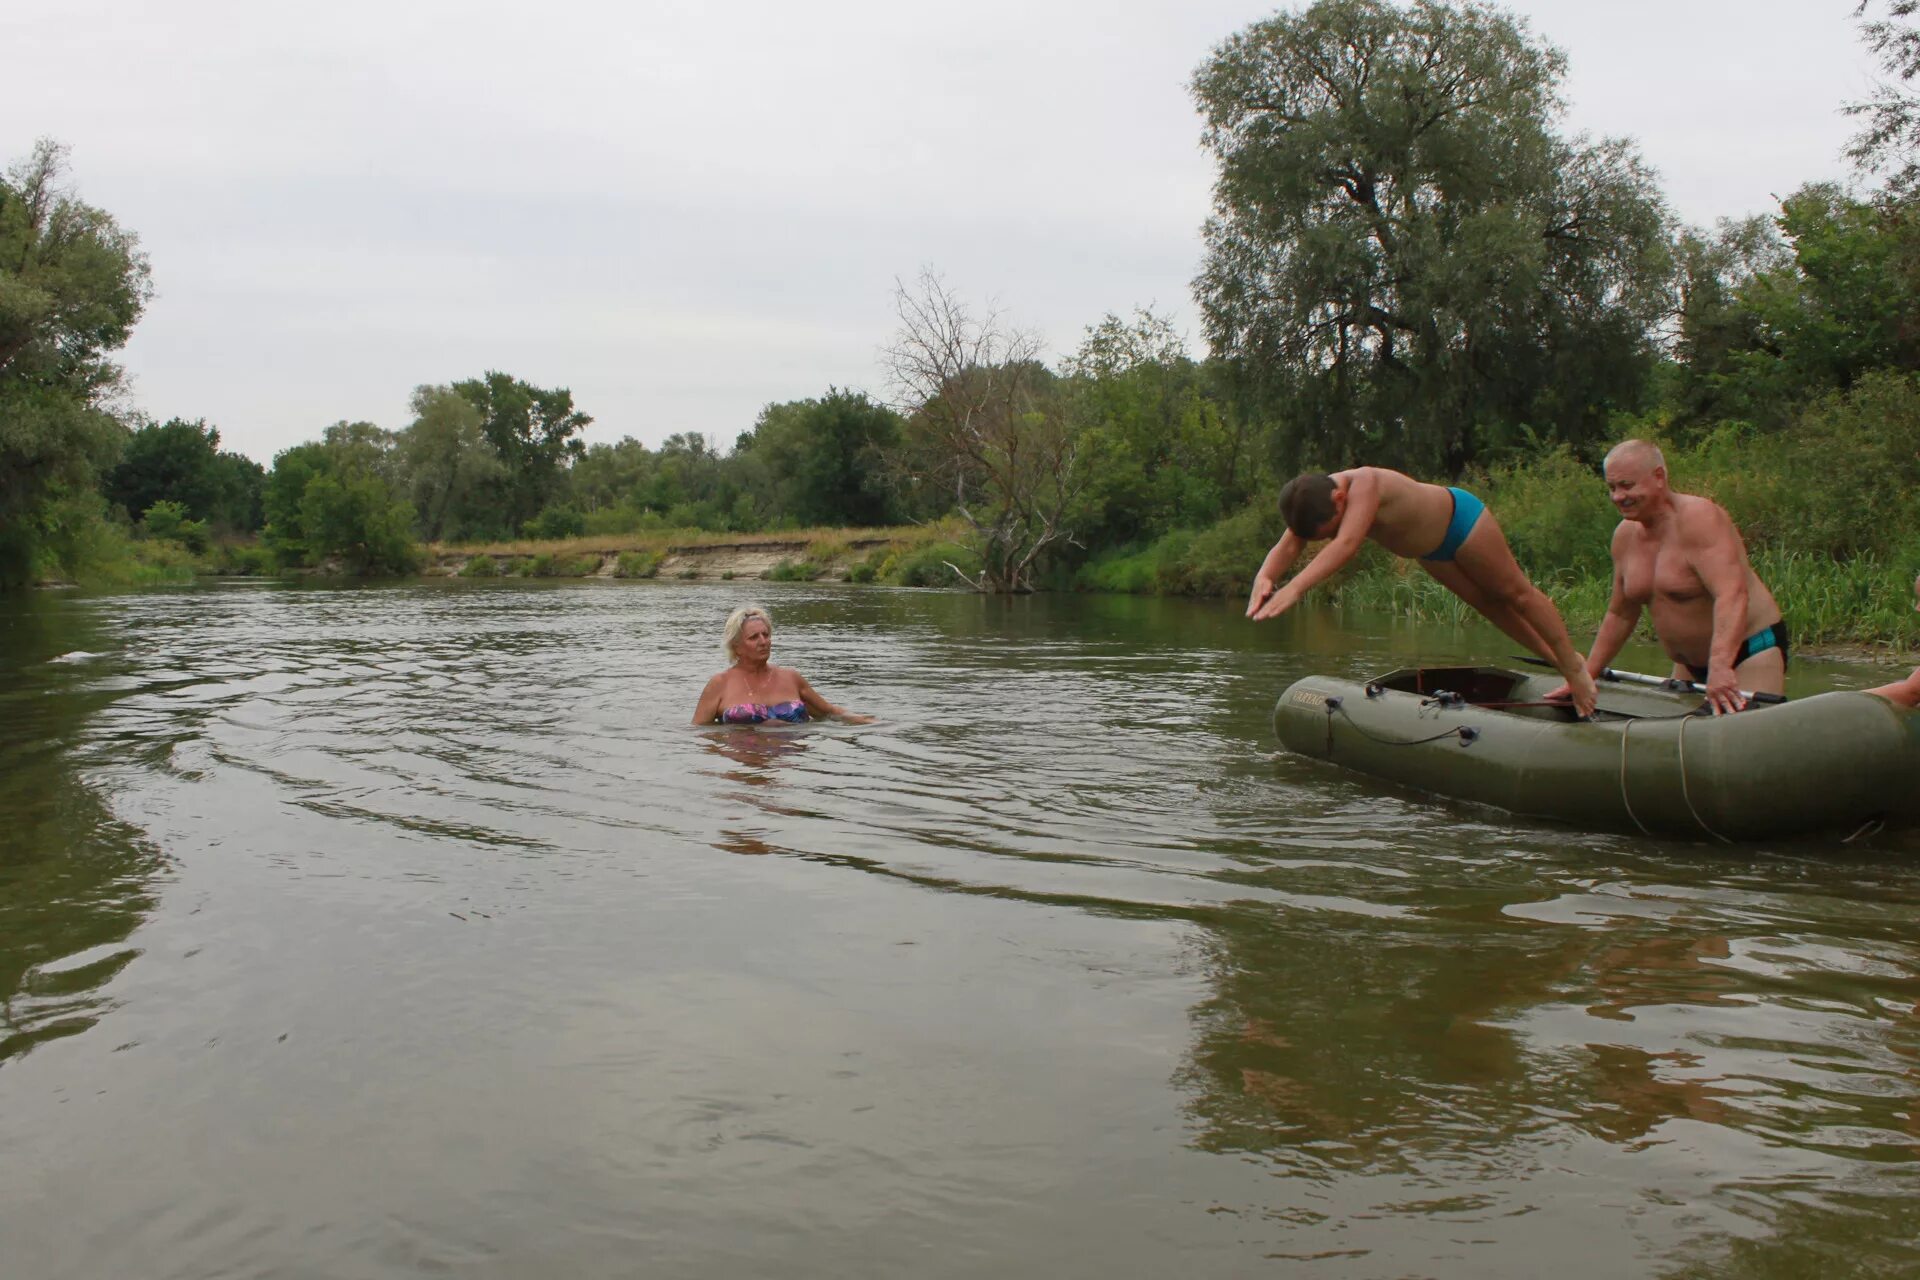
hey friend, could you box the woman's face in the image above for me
[735,618,773,663]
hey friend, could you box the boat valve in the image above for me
[1457,726,1480,746]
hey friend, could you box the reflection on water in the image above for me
[0,596,166,1063]
[698,724,816,778]
[1,580,1918,1278]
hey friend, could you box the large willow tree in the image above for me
[0,141,151,586]
[1192,0,1674,477]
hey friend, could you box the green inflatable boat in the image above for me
[1272,665,1920,841]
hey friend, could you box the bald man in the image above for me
[1560,440,1787,716]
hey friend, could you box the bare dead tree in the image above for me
[882,270,1087,593]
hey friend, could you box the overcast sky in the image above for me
[2,0,1885,464]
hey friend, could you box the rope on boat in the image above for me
[1326,701,1478,749]
[1842,816,1887,844]
[1676,714,1735,844]
[1617,718,1652,836]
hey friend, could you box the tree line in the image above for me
[6,0,1919,597]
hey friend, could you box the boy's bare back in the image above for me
[1336,467,1457,559]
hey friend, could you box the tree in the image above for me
[1191,0,1673,477]
[299,472,419,576]
[569,437,658,514]
[1848,1,1920,195]
[1061,310,1250,547]
[744,389,903,528]
[451,373,590,536]
[138,499,209,553]
[260,425,417,573]
[394,385,503,542]
[1666,215,1792,425]
[1672,185,1920,426]
[104,417,263,532]
[0,140,152,586]
[884,271,1086,592]
[647,432,746,527]
[261,442,332,563]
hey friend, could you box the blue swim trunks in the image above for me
[1421,487,1485,562]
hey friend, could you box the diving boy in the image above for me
[1248,467,1599,716]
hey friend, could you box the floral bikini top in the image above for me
[720,700,808,725]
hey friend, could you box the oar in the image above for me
[1512,655,1788,705]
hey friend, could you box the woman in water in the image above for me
[692,604,872,725]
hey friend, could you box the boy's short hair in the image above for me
[1279,473,1339,537]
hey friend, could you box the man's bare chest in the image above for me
[1619,539,1705,603]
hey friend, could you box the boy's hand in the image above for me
[1252,585,1299,621]
[1245,576,1275,618]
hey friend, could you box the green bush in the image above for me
[460,554,500,577]
[140,500,211,553]
[523,505,587,540]
[885,540,980,587]
[583,505,667,536]
[298,474,420,575]
[1473,446,1616,584]
[1705,373,1920,560]
[614,550,663,578]
[1075,543,1163,593]
[19,490,153,585]
[208,540,276,576]
[668,495,741,529]
[22,491,202,587]
[764,558,825,581]
[1155,503,1281,596]
[843,546,896,583]
[126,536,201,583]
[528,551,595,577]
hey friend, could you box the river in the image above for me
[3,580,1918,1278]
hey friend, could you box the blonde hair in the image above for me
[722,604,773,659]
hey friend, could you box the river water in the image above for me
[3,580,1918,1278]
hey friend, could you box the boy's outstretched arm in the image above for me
[1247,530,1307,617]
[1251,473,1379,620]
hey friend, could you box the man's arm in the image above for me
[1251,471,1380,620]
[1686,504,1753,715]
[1867,669,1920,709]
[1546,528,1640,700]
[1584,527,1644,675]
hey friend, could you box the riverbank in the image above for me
[39,519,1919,656]
[422,522,971,585]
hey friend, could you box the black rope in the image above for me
[1328,701,1478,747]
